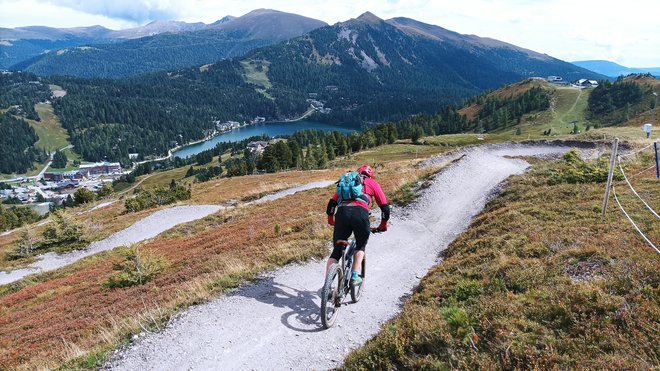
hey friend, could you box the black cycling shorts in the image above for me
[330,205,370,260]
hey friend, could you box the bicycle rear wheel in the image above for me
[321,263,342,329]
[350,255,365,302]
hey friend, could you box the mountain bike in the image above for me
[320,237,368,329]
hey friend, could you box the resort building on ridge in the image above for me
[575,79,599,88]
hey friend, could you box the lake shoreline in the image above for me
[171,120,358,159]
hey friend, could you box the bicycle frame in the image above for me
[338,240,357,298]
[321,235,368,328]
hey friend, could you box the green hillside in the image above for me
[452,75,660,141]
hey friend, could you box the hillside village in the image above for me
[1,161,122,211]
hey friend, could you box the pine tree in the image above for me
[185,166,195,178]
[52,150,68,169]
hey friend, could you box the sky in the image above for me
[1,0,659,67]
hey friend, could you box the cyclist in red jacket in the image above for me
[326,165,390,285]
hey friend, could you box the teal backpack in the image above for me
[337,171,368,205]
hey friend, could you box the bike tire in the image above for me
[350,255,365,303]
[321,263,342,329]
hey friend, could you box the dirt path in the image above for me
[550,87,582,128]
[105,143,580,371]
[30,144,73,181]
[559,88,582,126]
[566,88,583,119]
[117,173,155,195]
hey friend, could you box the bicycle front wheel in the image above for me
[321,263,342,329]
[350,255,365,302]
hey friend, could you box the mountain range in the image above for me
[4,10,602,83]
[0,20,211,69]
[235,12,603,123]
[572,60,660,78]
[10,11,602,162]
[1,9,326,73]
[1,10,605,163]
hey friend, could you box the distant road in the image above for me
[29,144,74,181]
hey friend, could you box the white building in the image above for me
[246,141,269,154]
[575,79,599,88]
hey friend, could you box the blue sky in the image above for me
[1,0,659,67]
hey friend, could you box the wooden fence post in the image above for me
[602,137,619,216]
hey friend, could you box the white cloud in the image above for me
[43,0,177,23]
[1,0,659,66]
[0,0,137,28]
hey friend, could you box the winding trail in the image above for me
[0,181,335,286]
[105,143,584,371]
[117,174,155,195]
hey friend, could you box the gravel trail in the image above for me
[106,143,580,371]
[0,181,334,286]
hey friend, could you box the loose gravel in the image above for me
[105,143,582,371]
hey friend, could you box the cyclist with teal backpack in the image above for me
[326,165,390,285]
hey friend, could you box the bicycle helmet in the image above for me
[357,165,374,179]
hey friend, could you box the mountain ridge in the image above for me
[1,10,605,163]
[0,9,326,70]
[572,60,660,78]
[8,9,327,77]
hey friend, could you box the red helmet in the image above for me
[358,165,374,178]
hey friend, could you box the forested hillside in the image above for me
[11,32,276,78]
[50,61,279,162]
[460,82,552,131]
[587,75,656,125]
[0,113,47,173]
[0,38,116,70]
[0,72,51,120]
[14,10,326,78]
[250,13,595,126]
[3,12,605,165]
[0,73,51,174]
[1,22,208,69]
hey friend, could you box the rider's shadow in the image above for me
[234,277,324,333]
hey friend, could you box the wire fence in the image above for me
[630,164,657,179]
[608,142,660,254]
[612,186,660,254]
[617,142,655,158]
[617,159,660,219]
